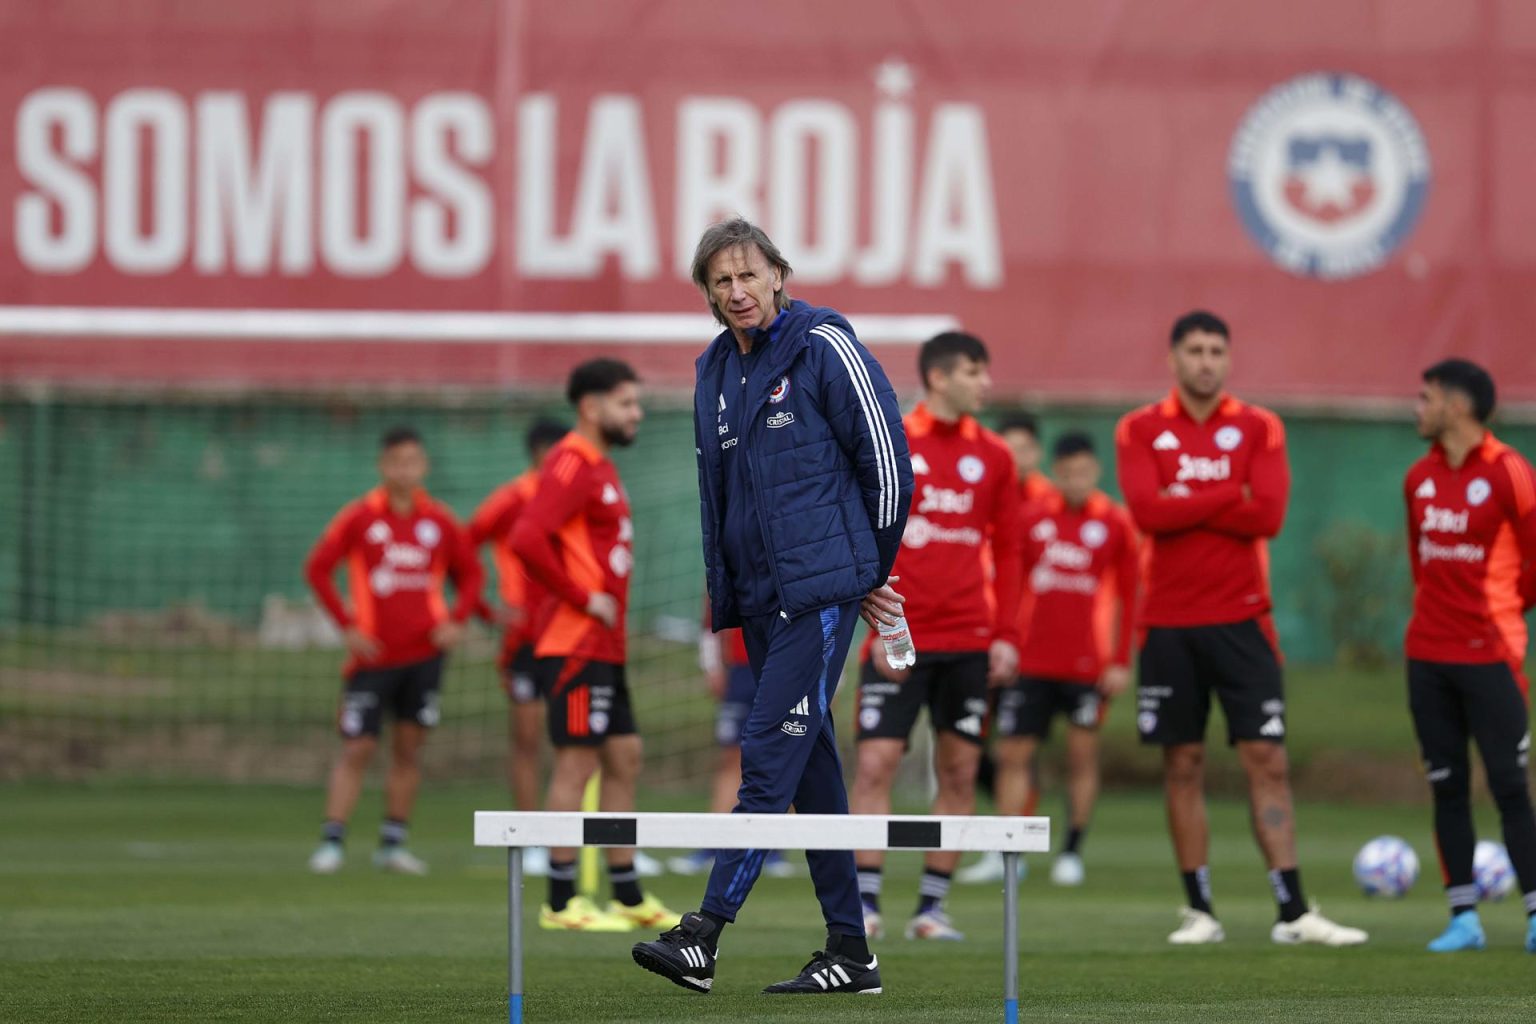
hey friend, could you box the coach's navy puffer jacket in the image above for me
[695,299,913,629]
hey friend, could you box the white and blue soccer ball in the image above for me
[1353,835,1419,898]
[1473,840,1515,902]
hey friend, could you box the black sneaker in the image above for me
[762,950,881,994]
[631,911,717,993]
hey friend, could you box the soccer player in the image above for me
[993,432,1138,888]
[668,620,795,879]
[468,417,568,878]
[304,426,484,876]
[849,330,1022,942]
[998,412,1055,505]
[1403,359,1536,954]
[1116,310,1365,946]
[509,359,677,933]
[631,218,911,995]
[958,411,1057,886]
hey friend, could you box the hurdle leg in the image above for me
[1002,850,1019,1024]
[509,847,524,1024]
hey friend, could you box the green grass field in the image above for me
[4,783,1534,1023]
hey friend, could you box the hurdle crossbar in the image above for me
[474,811,1049,1024]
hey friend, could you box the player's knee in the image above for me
[1242,743,1289,784]
[341,737,378,767]
[1487,767,1534,818]
[1164,749,1204,788]
[854,746,900,790]
[1425,760,1469,803]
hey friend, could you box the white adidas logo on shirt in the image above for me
[1415,478,1436,499]
[911,454,931,475]
[1153,430,1181,451]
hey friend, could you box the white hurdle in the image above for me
[474,811,1050,1023]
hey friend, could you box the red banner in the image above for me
[2,0,1535,402]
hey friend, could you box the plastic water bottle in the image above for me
[877,615,917,670]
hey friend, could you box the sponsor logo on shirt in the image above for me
[384,543,430,569]
[1030,564,1100,596]
[1466,478,1491,506]
[903,515,983,549]
[1420,504,1468,534]
[1044,540,1092,571]
[917,485,975,515]
[766,411,795,429]
[1153,430,1181,451]
[1214,426,1244,452]
[720,436,738,450]
[1176,453,1232,483]
[1418,536,1485,565]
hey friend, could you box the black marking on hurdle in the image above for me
[583,817,637,845]
[887,819,942,849]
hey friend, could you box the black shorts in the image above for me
[856,651,990,747]
[504,646,541,705]
[1408,659,1531,794]
[536,657,637,748]
[995,676,1107,740]
[339,655,445,739]
[1136,621,1285,746]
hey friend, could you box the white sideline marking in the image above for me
[0,306,957,346]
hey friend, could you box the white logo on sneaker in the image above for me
[1153,430,1181,451]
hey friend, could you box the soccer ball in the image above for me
[1473,840,1515,902]
[1352,835,1419,898]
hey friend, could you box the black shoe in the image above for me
[763,950,881,994]
[631,911,717,993]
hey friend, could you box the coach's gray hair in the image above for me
[690,218,793,326]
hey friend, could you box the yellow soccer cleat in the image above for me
[540,895,634,932]
[609,893,682,930]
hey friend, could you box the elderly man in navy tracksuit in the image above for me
[633,219,912,995]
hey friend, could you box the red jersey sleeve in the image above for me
[1404,466,1425,587]
[304,502,362,629]
[1206,409,1290,538]
[1496,452,1536,610]
[988,443,1025,646]
[468,486,519,547]
[1109,509,1140,667]
[440,512,484,623]
[510,450,595,611]
[1114,413,1241,534]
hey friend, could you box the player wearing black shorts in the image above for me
[1117,311,1365,946]
[848,333,1023,943]
[1403,359,1536,953]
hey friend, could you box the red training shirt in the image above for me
[510,433,632,665]
[1404,431,1536,681]
[468,469,553,669]
[887,403,1023,652]
[1017,490,1140,684]
[1014,470,1060,647]
[305,487,482,674]
[1115,391,1289,628]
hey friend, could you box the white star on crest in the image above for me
[1296,146,1363,210]
[874,58,915,99]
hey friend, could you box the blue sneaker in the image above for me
[1526,915,1536,954]
[1427,911,1485,952]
